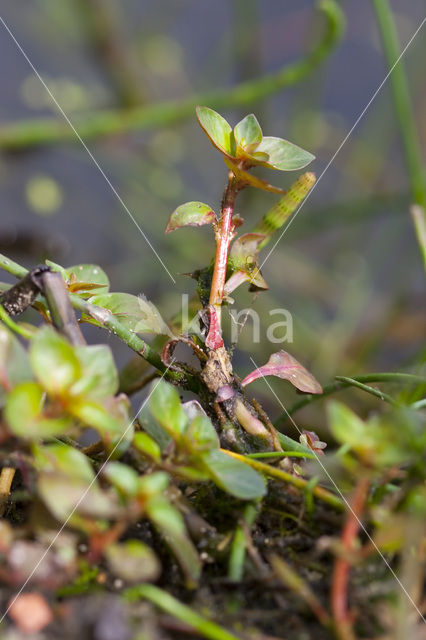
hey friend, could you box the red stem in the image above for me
[209,175,240,313]
[331,476,369,640]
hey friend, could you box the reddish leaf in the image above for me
[241,350,322,394]
[300,430,327,455]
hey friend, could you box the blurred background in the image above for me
[0,0,424,428]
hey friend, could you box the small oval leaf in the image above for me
[241,350,322,394]
[234,113,262,150]
[165,202,216,234]
[201,449,266,500]
[196,106,235,157]
[256,136,315,171]
[88,292,172,336]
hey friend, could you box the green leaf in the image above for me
[139,404,172,451]
[184,415,219,451]
[0,324,32,405]
[201,449,266,500]
[34,445,119,525]
[149,379,188,438]
[327,401,371,451]
[256,136,315,171]
[71,345,118,400]
[33,443,95,483]
[69,398,128,444]
[30,327,81,395]
[65,264,109,296]
[38,471,119,524]
[138,471,170,497]
[4,382,72,439]
[165,202,216,234]
[105,540,160,583]
[103,462,140,498]
[146,496,201,586]
[88,292,171,336]
[133,432,162,461]
[196,106,235,157]
[234,114,262,152]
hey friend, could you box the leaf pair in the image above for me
[139,379,266,500]
[4,326,131,447]
[196,106,315,172]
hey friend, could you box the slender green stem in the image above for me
[410,204,426,270]
[0,303,34,340]
[0,1,344,150]
[372,0,426,268]
[0,253,197,390]
[221,449,344,511]
[76,0,145,108]
[247,451,316,460]
[276,372,425,426]
[228,502,258,582]
[124,584,239,640]
[334,376,400,406]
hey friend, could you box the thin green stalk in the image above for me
[0,253,196,390]
[334,376,400,406]
[76,0,145,108]
[228,502,259,582]
[221,449,344,511]
[410,204,426,269]
[124,584,239,640]
[247,451,316,460]
[0,1,344,150]
[372,0,426,268]
[276,372,425,426]
[0,303,34,340]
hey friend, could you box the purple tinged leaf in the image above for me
[165,201,216,233]
[241,350,323,394]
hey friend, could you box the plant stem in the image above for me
[410,204,426,270]
[331,476,370,640]
[334,376,400,406]
[124,584,239,640]
[228,502,258,582]
[0,467,16,516]
[41,271,86,345]
[221,449,344,511]
[0,253,197,390]
[0,303,34,340]
[372,0,426,267]
[276,372,425,426]
[209,176,240,318]
[0,1,344,151]
[76,0,145,108]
